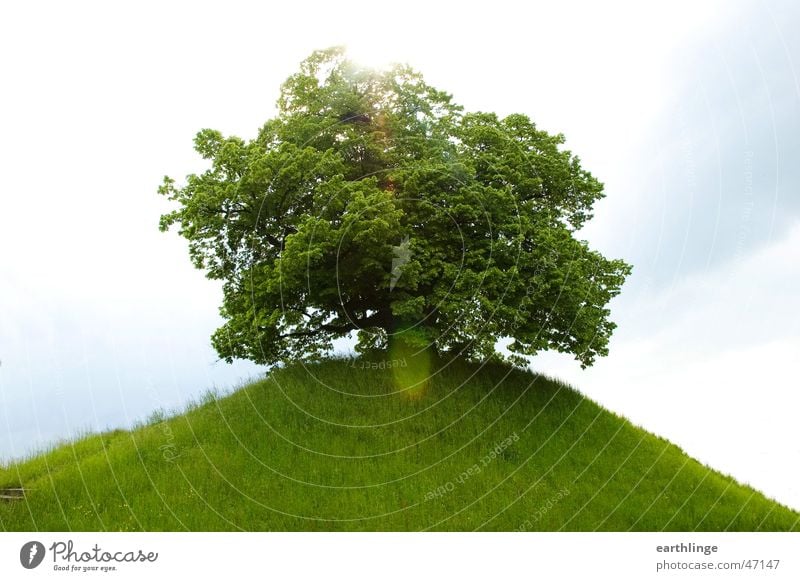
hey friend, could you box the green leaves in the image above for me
[159,48,631,368]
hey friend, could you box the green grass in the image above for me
[1,354,797,531]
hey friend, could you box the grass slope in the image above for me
[1,356,797,531]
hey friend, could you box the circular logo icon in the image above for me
[20,541,46,569]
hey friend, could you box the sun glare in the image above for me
[345,41,404,70]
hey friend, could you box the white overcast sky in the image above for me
[1,1,799,510]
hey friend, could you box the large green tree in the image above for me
[159,47,631,368]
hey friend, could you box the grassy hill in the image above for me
[1,354,797,531]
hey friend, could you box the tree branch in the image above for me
[277,310,389,339]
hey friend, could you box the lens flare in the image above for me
[389,336,433,399]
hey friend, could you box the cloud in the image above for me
[531,221,800,509]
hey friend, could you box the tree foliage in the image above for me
[159,47,631,368]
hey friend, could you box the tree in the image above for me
[158,47,632,368]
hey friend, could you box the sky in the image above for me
[1,1,798,510]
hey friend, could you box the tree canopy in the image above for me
[159,47,631,368]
